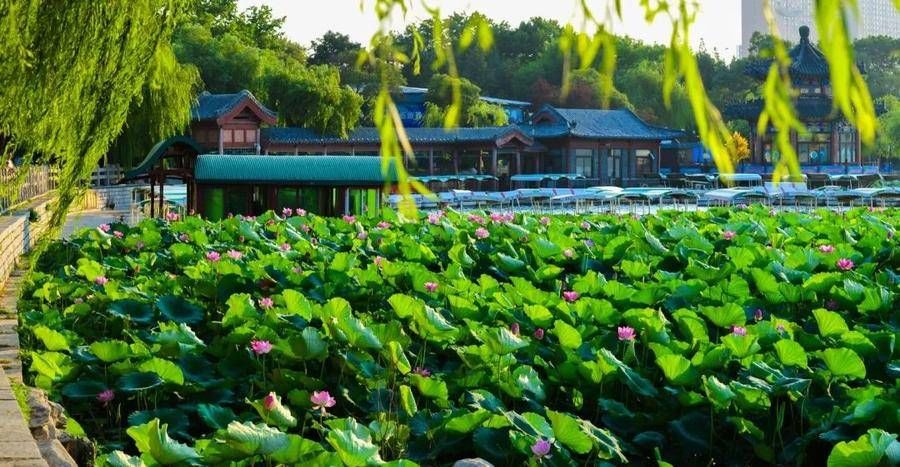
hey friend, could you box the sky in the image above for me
[238,0,744,59]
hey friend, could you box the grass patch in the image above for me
[10,380,31,422]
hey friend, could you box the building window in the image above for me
[234,129,245,143]
[635,150,654,177]
[607,149,622,180]
[797,130,830,164]
[223,130,233,143]
[246,130,257,143]
[839,127,856,163]
[574,149,594,178]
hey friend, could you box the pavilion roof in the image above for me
[745,26,832,82]
[525,106,686,140]
[194,155,397,185]
[261,126,533,147]
[191,90,278,125]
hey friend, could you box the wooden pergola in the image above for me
[121,135,204,217]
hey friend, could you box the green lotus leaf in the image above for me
[126,419,199,465]
[813,309,849,338]
[156,295,204,324]
[553,320,582,350]
[547,409,593,454]
[197,403,238,430]
[61,380,109,399]
[108,299,154,324]
[32,325,70,351]
[248,392,297,429]
[117,372,164,392]
[773,340,808,368]
[137,357,184,385]
[325,418,382,467]
[820,348,866,380]
[89,340,131,363]
[223,421,291,456]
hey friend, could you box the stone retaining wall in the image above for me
[0,198,53,290]
[77,184,143,211]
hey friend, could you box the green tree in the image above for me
[0,0,192,230]
[264,66,363,137]
[617,61,692,128]
[853,36,900,101]
[870,96,900,161]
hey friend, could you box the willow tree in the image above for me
[0,0,193,232]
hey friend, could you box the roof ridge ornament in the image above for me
[799,25,810,43]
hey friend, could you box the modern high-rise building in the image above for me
[739,0,900,57]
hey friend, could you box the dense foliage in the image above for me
[19,208,899,466]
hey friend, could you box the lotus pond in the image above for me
[17,207,900,466]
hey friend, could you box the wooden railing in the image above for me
[0,165,58,215]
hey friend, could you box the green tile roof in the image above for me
[123,135,205,181]
[195,155,397,185]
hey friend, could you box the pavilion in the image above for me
[725,26,862,169]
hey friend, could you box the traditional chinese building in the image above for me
[726,26,862,168]
[125,89,685,216]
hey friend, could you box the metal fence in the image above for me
[0,165,58,215]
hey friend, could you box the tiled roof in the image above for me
[123,136,204,180]
[262,126,532,146]
[191,90,278,123]
[526,106,685,140]
[724,96,837,120]
[745,26,831,81]
[480,96,531,107]
[195,155,397,184]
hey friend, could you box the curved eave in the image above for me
[122,135,204,181]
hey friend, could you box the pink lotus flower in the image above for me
[135,241,145,250]
[98,224,111,233]
[825,299,839,310]
[94,276,108,286]
[374,256,385,268]
[424,282,439,293]
[583,239,595,248]
[178,233,190,242]
[474,227,490,239]
[510,323,520,335]
[723,230,736,241]
[250,339,273,355]
[296,208,307,216]
[245,216,256,222]
[377,221,391,229]
[343,215,356,224]
[533,328,545,340]
[97,389,114,405]
[580,221,590,230]
[165,211,180,222]
[280,243,291,252]
[292,267,302,274]
[531,438,552,459]
[732,326,747,337]
[110,231,122,239]
[310,390,336,413]
[227,249,242,260]
[357,231,368,240]
[617,326,636,341]
[300,224,311,233]
[754,309,764,321]
[258,297,274,310]
[540,216,550,226]
[836,258,854,271]
[427,212,442,224]
[562,290,579,302]
[206,251,220,262]
[263,392,277,410]
[413,367,431,377]
[776,324,786,334]
[819,244,835,253]
[467,214,485,224]
[282,207,293,217]
[563,248,574,258]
